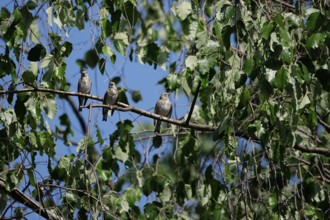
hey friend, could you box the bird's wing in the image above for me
[115,88,119,103]
[103,90,108,104]
[77,78,81,92]
[166,101,172,118]
[88,81,92,94]
[154,100,160,125]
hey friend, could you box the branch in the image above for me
[0,178,64,220]
[294,144,330,157]
[273,0,295,10]
[0,87,103,102]
[318,116,330,133]
[85,104,216,132]
[2,87,330,156]
[66,96,87,134]
[0,87,216,132]
[185,80,201,125]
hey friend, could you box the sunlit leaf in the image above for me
[176,2,192,20]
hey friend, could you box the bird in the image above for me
[154,92,172,133]
[77,70,91,111]
[102,82,119,121]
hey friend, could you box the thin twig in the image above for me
[185,80,201,125]
[0,178,64,220]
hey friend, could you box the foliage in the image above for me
[0,0,330,219]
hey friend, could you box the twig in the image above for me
[66,96,87,134]
[185,80,201,125]
[0,178,64,220]
[294,144,330,157]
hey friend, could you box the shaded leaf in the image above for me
[27,44,46,62]
[131,90,142,103]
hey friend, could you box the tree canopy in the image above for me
[0,0,330,219]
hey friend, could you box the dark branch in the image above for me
[87,104,216,132]
[294,144,330,157]
[185,80,201,125]
[66,96,87,134]
[0,178,64,220]
[2,87,330,156]
[0,87,216,132]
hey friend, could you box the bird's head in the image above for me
[160,92,169,99]
[81,70,88,77]
[109,82,116,88]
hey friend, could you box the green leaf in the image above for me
[27,168,36,186]
[118,88,129,105]
[62,41,73,57]
[27,44,46,61]
[185,55,197,70]
[123,1,139,26]
[243,58,254,76]
[131,90,142,103]
[84,49,99,68]
[114,146,128,162]
[46,6,53,26]
[43,98,57,119]
[75,9,85,30]
[166,73,180,91]
[217,4,234,24]
[261,22,274,40]
[279,27,292,48]
[123,187,142,206]
[14,95,27,120]
[306,9,320,31]
[13,8,22,24]
[40,54,53,68]
[22,70,36,83]
[98,58,106,74]
[298,93,310,110]
[26,1,38,10]
[176,2,192,20]
[274,68,289,90]
[102,45,116,63]
[30,61,38,76]
[153,135,162,148]
[101,19,112,38]
[29,19,40,44]
[306,33,326,49]
[95,124,104,145]
[113,32,129,55]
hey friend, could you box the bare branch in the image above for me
[2,87,330,156]
[0,178,65,220]
[0,87,216,132]
[185,80,201,125]
[87,103,216,131]
[294,144,330,157]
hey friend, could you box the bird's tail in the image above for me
[103,108,108,121]
[154,121,161,133]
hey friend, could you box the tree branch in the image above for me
[0,87,216,132]
[185,80,201,125]
[2,87,330,156]
[0,178,64,220]
[293,144,330,157]
[85,104,216,131]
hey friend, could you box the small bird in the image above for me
[154,92,172,133]
[77,70,91,111]
[102,82,119,121]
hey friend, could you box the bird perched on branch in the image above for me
[77,70,91,111]
[154,92,172,133]
[102,82,119,121]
